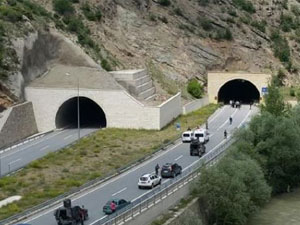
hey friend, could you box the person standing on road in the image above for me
[206,120,208,130]
[155,163,160,175]
[224,130,227,139]
[229,116,233,125]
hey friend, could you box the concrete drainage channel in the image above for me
[95,138,235,225]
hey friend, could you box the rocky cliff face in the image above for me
[1,0,300,105]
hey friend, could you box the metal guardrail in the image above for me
[96,138,235,225]
[0,133,181,225]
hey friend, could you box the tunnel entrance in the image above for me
[55,97,106,129]
[218,79,260,104]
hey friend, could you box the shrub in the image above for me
[280,14,295,32]
[290,88,295,97]
[228,9,237,17]
[215,27,233,40]
[53,0,74,16]
[251,20,266,32]
[187,79,204,99]
[291,4,300,16]
[101,59,112,71]
[198,0,209,6]
[270,30,291,63]
[199,17,212,31]
[232,0,256,13]
[158,0,171,7]
[0,6,23,22]
[159,16,168,24]
[81,3,102,21]
[174,7,183,17]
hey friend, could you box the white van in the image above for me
[181,131,193,143]
[193,129,209,143]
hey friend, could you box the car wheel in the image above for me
[172,173,175,178]
[138,186,142,189]
[151,183,154,189]
[158,179,161,185]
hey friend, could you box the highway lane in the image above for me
[19,105,258,225]
[0,128,98,176]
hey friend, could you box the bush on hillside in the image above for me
[101,59,112,71]
[232,0,256,13]
[187,79,204,99]
[198,0,209,6]
[81,3,102,21]
[251,20,267,33]
[200,17,213,31]
[214,27,233,40]
[270,30,291,64]
[158,0,171,7]
[280,13,295,32]
[53,0,74,16]
[0,6,23,22]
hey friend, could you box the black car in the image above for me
[161,163,182,178]
[103,198,131,215]
[54,199,88,225]
[190,138,206,157]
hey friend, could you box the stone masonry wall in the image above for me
[182,96,209,115]
[0,102,38,149]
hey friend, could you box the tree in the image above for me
[187,79,204,99]
[261,80,286,116]
[237,112,300,193]
[192,151,271,225]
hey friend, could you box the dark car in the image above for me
[160,163,182,178]
[54,205,88,225]
[103,198,131,215]
[190,138,206,157]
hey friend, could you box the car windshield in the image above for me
[140,177,148,181]
[183,133,190,137]
[195,133,204,137]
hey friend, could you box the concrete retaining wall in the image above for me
[160,92,182,128]
[0,102,38,149]
[25,88,181,132]
[182,96,209,115]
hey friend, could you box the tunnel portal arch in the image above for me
[55,96,107,129]
[218,79,260,104]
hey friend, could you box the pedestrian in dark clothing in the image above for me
[229,116,232,125]
[155,164,160,175]
[224,130,227,139]
[206,120,208,129]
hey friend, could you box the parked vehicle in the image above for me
[138,173,162,189]
[54,199,88,225]
[181,131,193,143]
[192,128,209,143]
[103,199,131,215]
[161,163,182,178]
[190,138,206,156]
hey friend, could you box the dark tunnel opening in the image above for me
[55,97,106,129]
[218,79,260,104]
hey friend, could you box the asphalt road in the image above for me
[16,105,258,225]
[0,128,98,177]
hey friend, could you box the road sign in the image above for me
[262,87,268,95]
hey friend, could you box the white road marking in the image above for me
[89,215,108,225]
[40,145,49,151]
[238,109,252,128]
[9,158,21,165]
[64,134,73,140]
[217,108,238,131]
[112,187,127,196]
[175,155,183,161]
[0,130,66,159]
[208,105,226,123]
[24,106,255,224]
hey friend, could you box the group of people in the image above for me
[224,116,233,139]
[229,100,241,108]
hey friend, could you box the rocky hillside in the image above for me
[1,0,300,107]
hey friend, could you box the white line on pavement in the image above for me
[64,134,73,140]
[40,145,49,151]
[9,158,21,165]
[217,108,238,131]
[175,155,183,161]
[1,130,66,159]
[89,215,108,225]
[112,187,127,196]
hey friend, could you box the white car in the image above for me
[192,128,209,143]
[181,131,193,143]
[138,173,162,189]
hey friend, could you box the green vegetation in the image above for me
[80,2,102,21]
[53,0,74,16]
[198,0,209,6]
[291,4,300,16]
[214,27,233,41]
[232,0,256,13]
[270,30,291,66]
[199,17,213,31]
[187,79,204,99]
[158,0,171,7]
[251,20,267,33]
[193,150,271,225]
[280,13,295,32]
[0,104,218,220]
